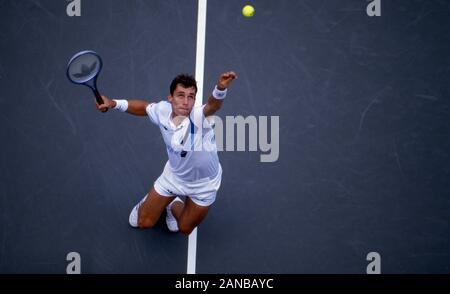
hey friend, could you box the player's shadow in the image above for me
[153,211,173,234]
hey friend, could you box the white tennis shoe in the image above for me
[129,194,148,227]
[166,197,183,232]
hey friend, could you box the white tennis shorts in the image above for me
[154,162,222,206]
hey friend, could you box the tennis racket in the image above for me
[66,50,107,112]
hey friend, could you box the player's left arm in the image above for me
[203,71,237,117]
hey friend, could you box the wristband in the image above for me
[212,86,227,100]
[113,99,128,112]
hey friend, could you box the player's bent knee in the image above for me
[179,223,195,236]
[138,217,157,229]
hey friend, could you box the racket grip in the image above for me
[94,89,108,113]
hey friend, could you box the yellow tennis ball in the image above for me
[242,5,255,18]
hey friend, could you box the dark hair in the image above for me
[170,74,197,95]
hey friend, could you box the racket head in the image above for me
[66,50,103,85]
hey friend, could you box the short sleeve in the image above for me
[190,104,215,130]
[146,102,160,125]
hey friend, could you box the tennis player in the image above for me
[95,71,237,235]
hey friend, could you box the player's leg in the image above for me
[170,198,209,235]
[165,164,222,234]
[130,186,174,229]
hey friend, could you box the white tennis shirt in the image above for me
[146,101,220,182]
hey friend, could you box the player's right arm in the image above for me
[95,95,150,116]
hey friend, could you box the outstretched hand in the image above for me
[217,71,237,90]
[95,95,115,113]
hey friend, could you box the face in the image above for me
[168,84,196,117]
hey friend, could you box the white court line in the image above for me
[187,0,207,275]
[194,0,207,108]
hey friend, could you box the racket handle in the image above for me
[94,89,108,113]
